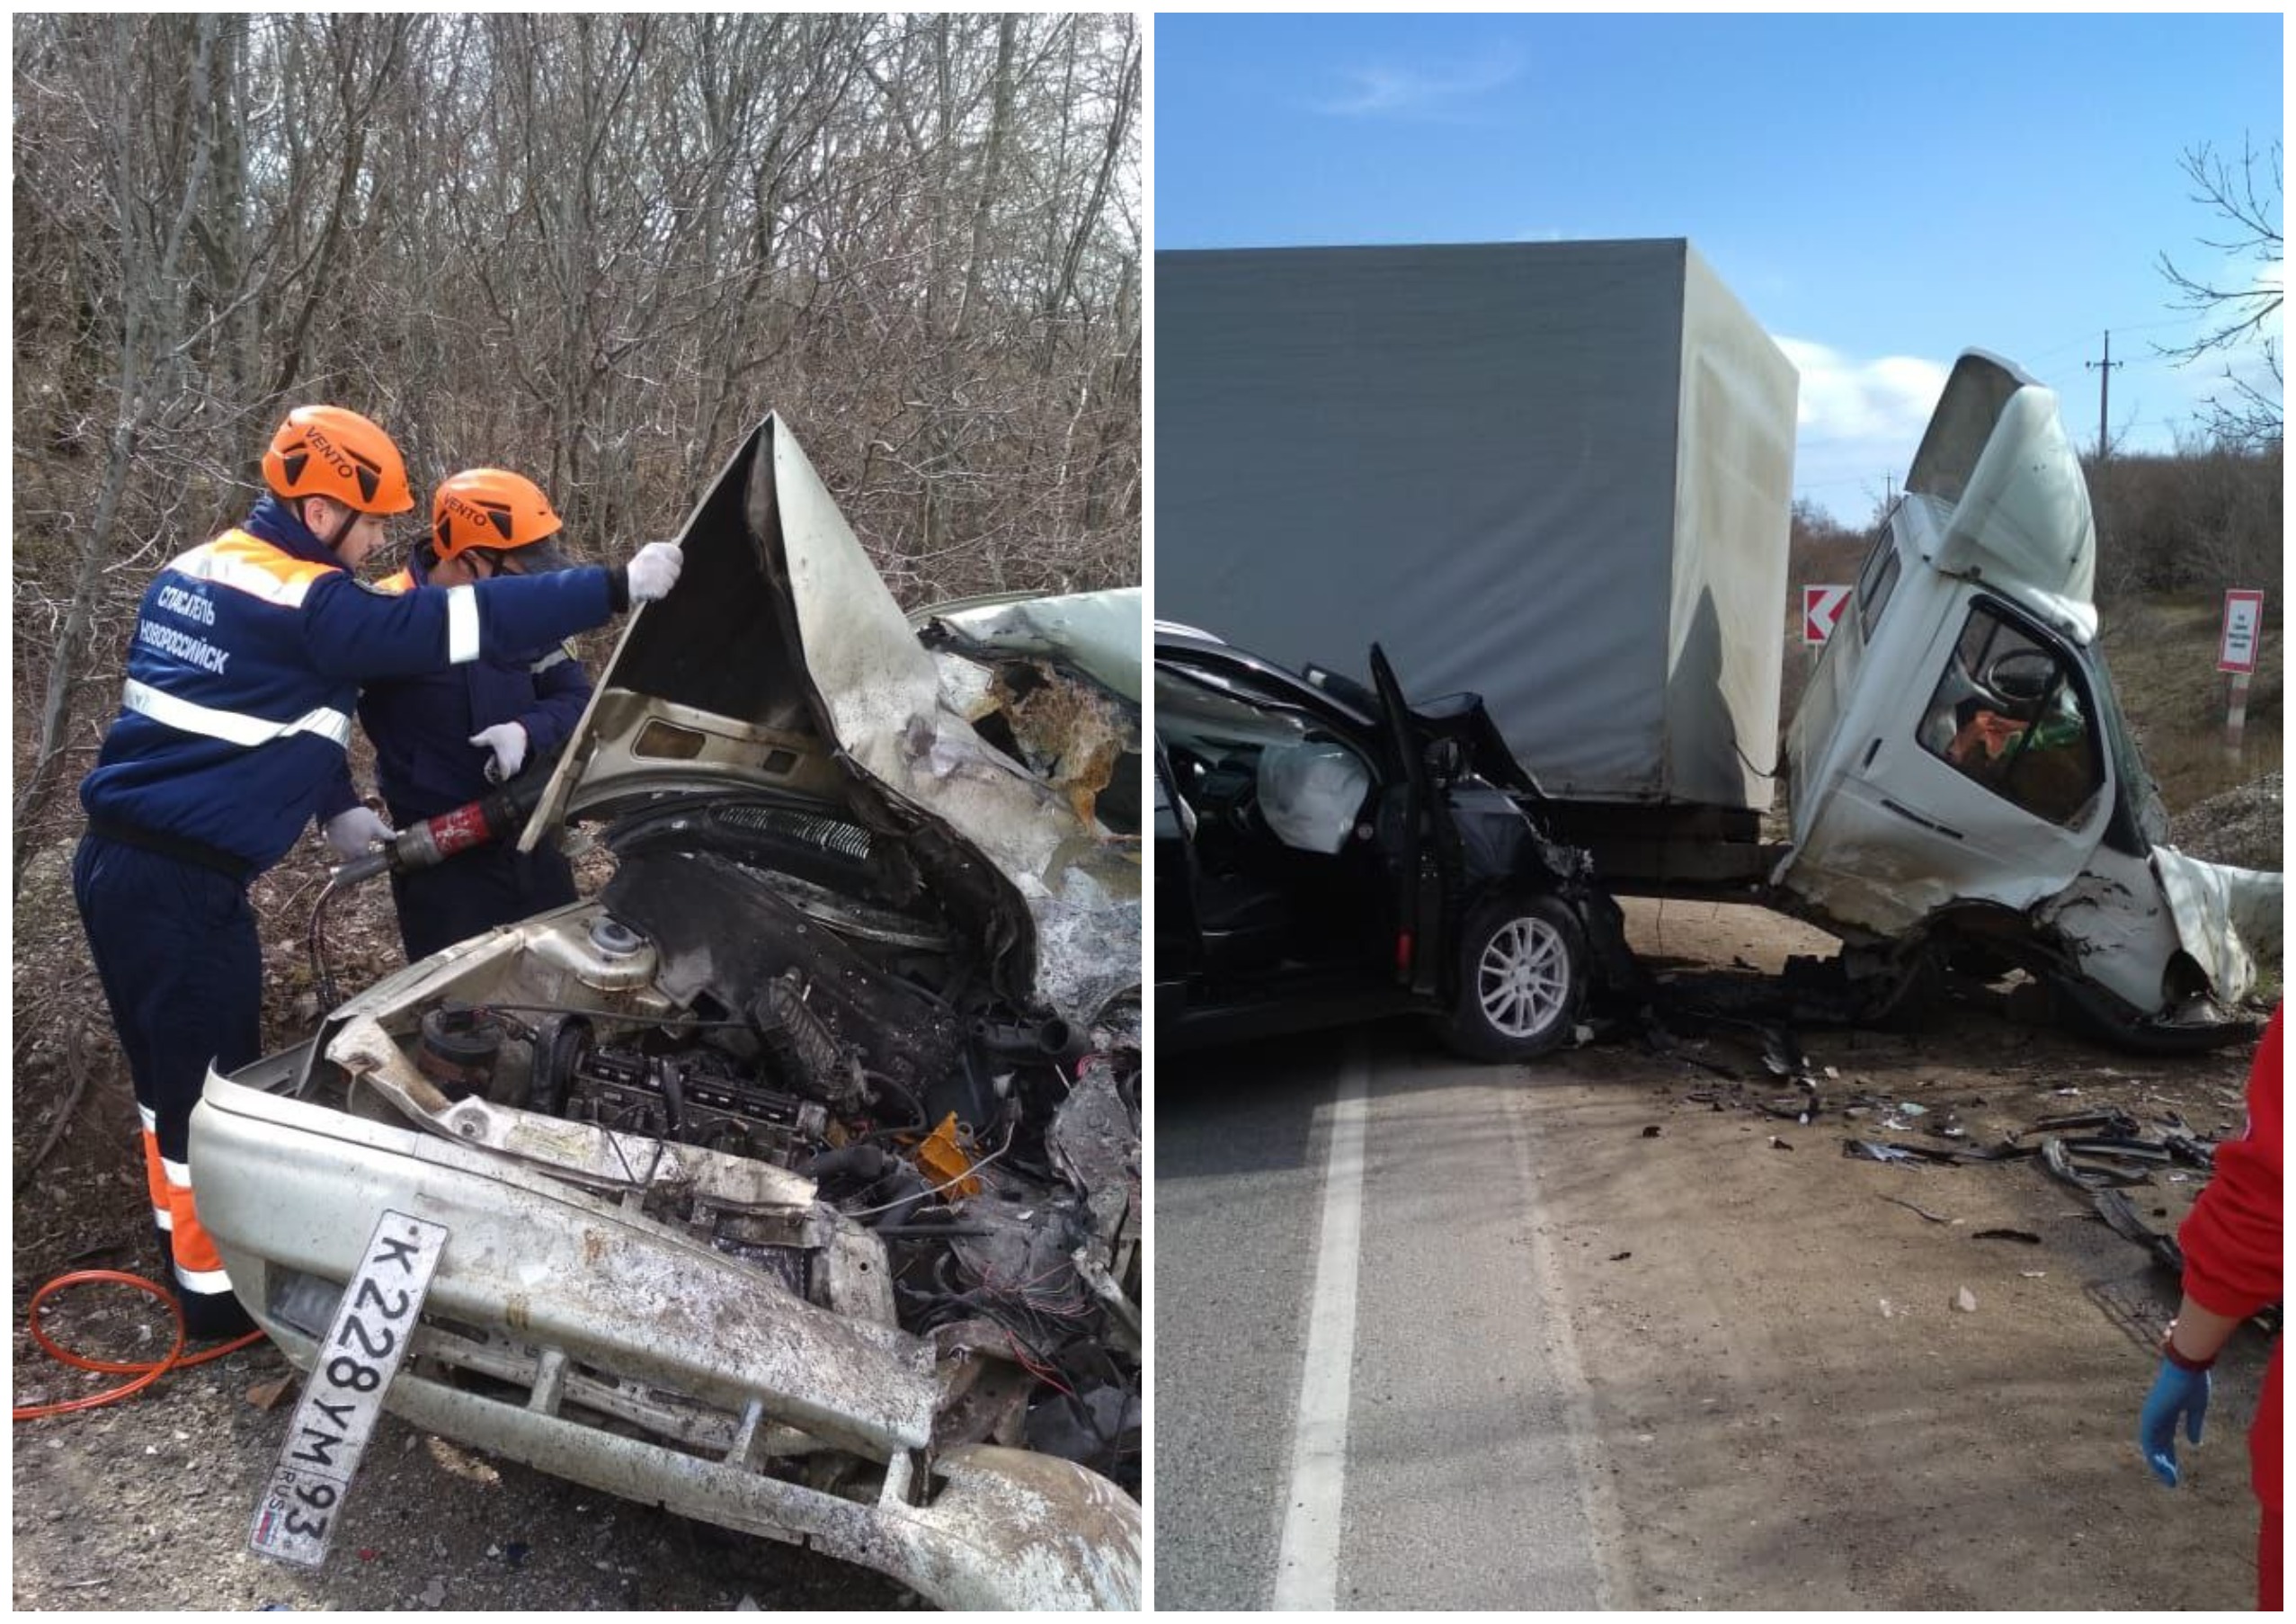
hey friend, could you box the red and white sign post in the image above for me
[2218,589,2265,762]
[1802,584,1851,647]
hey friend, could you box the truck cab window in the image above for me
[1855,531,1901,640]
[1915,604,2104,826]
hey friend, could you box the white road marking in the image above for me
[1272,1036,1369,1611]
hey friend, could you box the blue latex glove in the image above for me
[2138,1358,2211,1486]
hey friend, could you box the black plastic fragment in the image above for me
[2091,1188,2185,1274]
[2041,1137,2152,1191]
[2060,1136,2172,1164]
[2162,1131,2217,1170]
[2032,1109,2140,1136]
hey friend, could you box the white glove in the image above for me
[469,721,529,784]
[625,540,683,603]
[323,806,395,862]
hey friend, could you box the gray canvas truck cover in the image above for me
[1157,239,1797,810]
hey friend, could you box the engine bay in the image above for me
[316,813,1141,1495]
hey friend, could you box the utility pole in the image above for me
[2085,330,2122,460]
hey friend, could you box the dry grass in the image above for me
[2096,592,2283,815]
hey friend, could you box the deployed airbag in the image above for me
[1257,741,1370,854]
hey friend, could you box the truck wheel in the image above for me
[1439,894,1586,1062]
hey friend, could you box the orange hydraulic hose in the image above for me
[13,1271,263,1421]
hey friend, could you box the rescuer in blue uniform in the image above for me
[74,405,685,1338]
[360,468,595,962]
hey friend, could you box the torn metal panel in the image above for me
[2149,845,2282,1002]
[2031,844,2190,1014]
[766,426,1141,1030]
[934,652,1135,833]
[923,590,1146,707]
[1048,1055,1142,1358]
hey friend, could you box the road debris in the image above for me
[1880,1194,1954,1225]
[1971,1228,2042,1245]
[2090,1188,2185,1274]
[1844,1138,1963,1167]
[2042,1137,2155,1191]
[2031,1109,2140,1136]
[1954,1287,1978,1313]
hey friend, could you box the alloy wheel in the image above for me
[1475,915,1571,1039]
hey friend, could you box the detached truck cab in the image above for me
[1775,351,2278,1048]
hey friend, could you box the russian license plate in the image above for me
[248,1210,449,1568]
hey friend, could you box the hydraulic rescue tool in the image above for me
[307,761,561,1009]
[327,762,556,885]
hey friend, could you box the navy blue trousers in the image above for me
[72,834,261,1339]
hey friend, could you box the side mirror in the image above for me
[1423,736,1466,785]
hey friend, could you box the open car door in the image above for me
[1152,738,1206,1022]
[1367,644,1446,998]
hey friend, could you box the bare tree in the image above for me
[14,15,224,882]
[13,11,1143,893]
[2157,136,2283,450]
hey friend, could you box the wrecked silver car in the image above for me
[1777,351,2281,1049]
[189,418,1143,1608]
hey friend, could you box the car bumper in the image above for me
[189,1066,1141,1610]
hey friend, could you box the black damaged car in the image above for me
[1154,625,1633,1058]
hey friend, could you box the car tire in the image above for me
[1439,892,1586,1063]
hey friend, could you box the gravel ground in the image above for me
[2169,771,2283,871]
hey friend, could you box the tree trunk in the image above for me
[14,14,220,891]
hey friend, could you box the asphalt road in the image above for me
[1154,1022,1612,1610]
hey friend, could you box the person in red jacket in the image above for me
[2138,1004,2282,1609]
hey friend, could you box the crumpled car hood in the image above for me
[522,416,1140,1028]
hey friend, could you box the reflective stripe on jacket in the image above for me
[81,497,618,872]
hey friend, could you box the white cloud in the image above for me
[1778,338,1950,442]
[1777,339,1953,523]
[1312,53,1522,120]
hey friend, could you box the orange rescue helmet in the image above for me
[262,405,415,514]
[430,468,569,571]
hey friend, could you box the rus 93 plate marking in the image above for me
[248,1210,448,1569]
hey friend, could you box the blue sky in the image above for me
[1153,12,2284,523]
